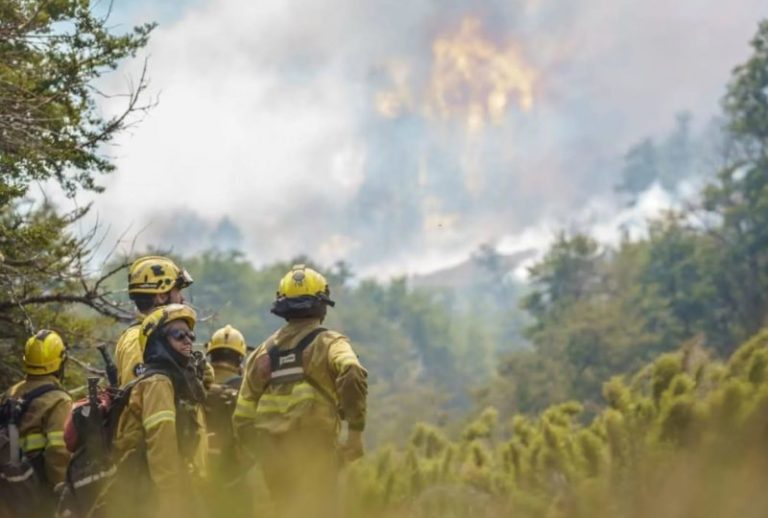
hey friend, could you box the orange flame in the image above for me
[429,18,536,132]
[374,17,536,132]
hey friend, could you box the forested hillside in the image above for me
[92,250,526,445]
[482,19,768,420]
[2,2,768,516]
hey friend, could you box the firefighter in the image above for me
[0,330,72,516]
[89,304,208,518]
[115,256,193,386]
[203,325,250,516]
[233,264,368,517]
[206,325,246,385]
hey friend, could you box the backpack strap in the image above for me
[132,369,201,462]
[266,328,340,411]
[83,369,166,456]
[104,368,165,436]
[267,327,327,384]
[18,384,67,422]
[5,384,65,464]
[296,327,327,354]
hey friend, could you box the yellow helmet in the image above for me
[276,264,333,300]
[128,256,193,295]
[206,325,246,356]
[23,330,67,375]
[139,303,197,351]
[272,264,335,319]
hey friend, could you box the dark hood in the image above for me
[143,331,205,403]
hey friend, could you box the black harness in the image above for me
[0,384,65,432]
[268,328,327,385]
[0,383,66,516]
[266,327,341,413]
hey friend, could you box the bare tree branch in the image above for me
[68,354,107,377]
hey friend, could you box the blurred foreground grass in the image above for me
[343,330,768,517]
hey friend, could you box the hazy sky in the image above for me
[73,0,768,276]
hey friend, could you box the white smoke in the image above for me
[70,0,767,275]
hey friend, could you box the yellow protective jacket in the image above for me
[114,321,142,387]
[92,373,208,518]
[233,318,368,437]
[115,321,215,389]
[1,375,72,486]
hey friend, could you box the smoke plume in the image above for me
[84,0,767,275]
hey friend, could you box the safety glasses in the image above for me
[166,328,196,342]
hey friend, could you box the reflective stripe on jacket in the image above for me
[90,373,208,518]
[233,318,368,437]
[2,376,72,486]
[112,373,208,489]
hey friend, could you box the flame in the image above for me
[374,18,536,132]
[372,17,538,197]
[429,18,536,133]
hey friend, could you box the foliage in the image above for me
[0,0,153,387]
[616,112,710,200]
[488,19,768,415]
[1,7,768,517]
[345,330,768,517]
[0,200,128,382]
[170,251,513,445]
[0,0,154,203]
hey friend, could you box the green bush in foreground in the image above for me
[345,330,768,517]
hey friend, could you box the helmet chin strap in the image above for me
[55,360,67,380]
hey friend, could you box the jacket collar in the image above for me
[274,318,323,347]
[212,362,241,384]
